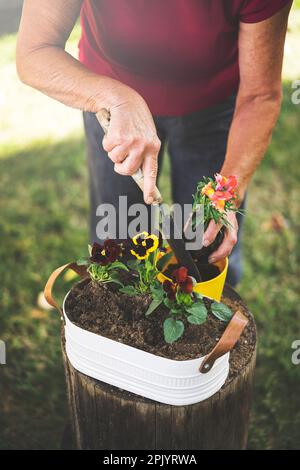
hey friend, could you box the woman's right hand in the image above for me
[101,84,161,204]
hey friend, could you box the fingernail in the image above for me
[147,196,154,205]
[208,257,216,264]
[202,238,210,247]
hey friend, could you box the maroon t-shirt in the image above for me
[79,0,291,116]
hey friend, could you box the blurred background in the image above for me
[0,0,300,450]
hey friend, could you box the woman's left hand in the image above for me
[203,211,239,264]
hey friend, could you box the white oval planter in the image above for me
[45,264,248,407]
[63,291,230,406]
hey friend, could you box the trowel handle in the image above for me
[96,108,162,205]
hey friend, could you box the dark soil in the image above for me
[188,226,226,265]
[65,278,256,370]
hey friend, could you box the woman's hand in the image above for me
[101,86,161,204]
[203,211,239,264]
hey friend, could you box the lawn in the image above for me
[0,7,300,449]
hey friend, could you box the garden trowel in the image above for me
[96,109,201,281]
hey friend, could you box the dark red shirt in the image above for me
[79,0,291,116]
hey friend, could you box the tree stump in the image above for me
[62,286,257,450]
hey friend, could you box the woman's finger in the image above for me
[142,152,159,204]
[108,144,130,164]
[202,219,222,247]
[208,219,238,263]
[114,149,143,176]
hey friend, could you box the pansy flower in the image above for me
[130,232,159,260]
[172,267,194,294]
[163,266,194,301]
[163,279,176,300]
[90,240,122,265]
[103,239,122,263]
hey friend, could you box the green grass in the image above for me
[240,85,300,449]
[1,9,300,449]
[0,138,88,449]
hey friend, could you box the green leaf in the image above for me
[88,264,108,282]
[156,251,174,272]
[186,301,207,315]
[176,290,193,307]
[211,302,233,322]
[170,306,181,315]
[119,285,138,296]
[77,257,89,266]
[164,297,175,310]
[186,301,208,325]
[108,275,124,287]
[147,251,155,266]
[145,298,163,316]
[126,259,140,271]
[163,318,185,344]
[88,244,93,256]
[150,282,164,301]
[109,261,129,271]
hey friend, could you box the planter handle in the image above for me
[44,263,88,317]
[199,309,248,374]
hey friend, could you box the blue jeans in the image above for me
[83,93,244,286]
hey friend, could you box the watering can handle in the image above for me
[44,263,88,316]
[96,108,163,205]
[199,309,248,374]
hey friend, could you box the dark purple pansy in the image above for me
[180,276,194,294]
[172,267,188,284]
[103,239,122,263]
[171,267,194,294]
[90,240,122,265]
[163,279,176,300]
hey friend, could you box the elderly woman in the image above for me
[16,0,292,285]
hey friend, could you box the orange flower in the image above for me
[212,197,225,212]
[226,175,238,193]
[201,181,215,198]
[213,190,233,202]
[215,173,237,195]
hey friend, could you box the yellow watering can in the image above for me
[157,249,228,302]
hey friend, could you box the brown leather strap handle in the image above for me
[96,108,163,205]
[199,309,248,374]
[44,263,88,316]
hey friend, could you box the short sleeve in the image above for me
[239,0,292,23]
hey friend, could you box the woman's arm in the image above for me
[16,0,161,204]
[204,3,291,263]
